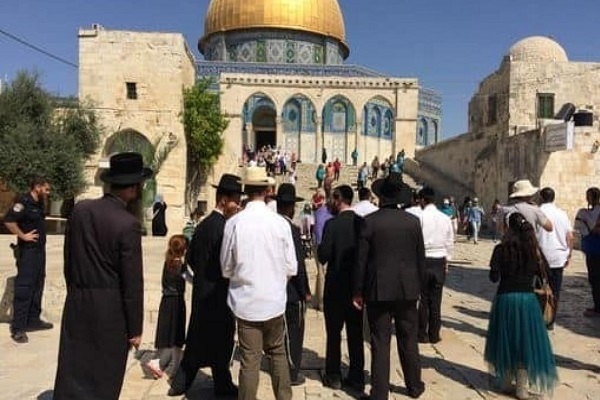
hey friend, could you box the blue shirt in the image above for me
[468,206,485,223]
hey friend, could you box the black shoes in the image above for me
[322,374,342,390]
[342,377,365,392]
[290,373,306,386]
[214,382,238,397]
[26,320,54,332]
[408,385,426,399]
[11,331,28,344]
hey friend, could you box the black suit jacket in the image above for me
[286,218,311,303]
[354,207,426,302]
[318,210,363,302]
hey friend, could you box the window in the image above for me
[537,93,554,118]
[126,82,137,100]
[487,95,497,125]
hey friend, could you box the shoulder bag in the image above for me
[533,249,556,325]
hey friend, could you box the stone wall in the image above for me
[416,123,600,223]
[78,26,196,232]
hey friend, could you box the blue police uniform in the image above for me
[4,192,47,334]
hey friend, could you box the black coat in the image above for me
[355,207,426,302]
[318,210,363,302]
[286,218,311,303]
[53,194,144,400]
[184,211,234,367]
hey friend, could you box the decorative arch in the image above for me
[103,129,156,210]
[431,120,439,143]
[321,95,357,163]
[418,117,429,145]
[362,96,394,139]
[322,95,356,133]
[242,93,278,150]
[282,94,316,134]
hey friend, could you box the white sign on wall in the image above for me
[545,121,574,152]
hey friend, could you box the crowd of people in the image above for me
[6,150,600,400]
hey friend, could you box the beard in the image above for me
[126,185,144,220]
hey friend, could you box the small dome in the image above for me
[508,36,568,62]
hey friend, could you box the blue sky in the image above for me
[2,0,600,138]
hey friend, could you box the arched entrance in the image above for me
[252,105,276,149]
[242,94,277,151]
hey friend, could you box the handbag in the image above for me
[533,250,556,325]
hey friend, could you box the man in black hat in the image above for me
[274,183,312,386]
[53,152,152,400]
[169,174,243,397]
[353,172,426,399]
[318,185,365,392]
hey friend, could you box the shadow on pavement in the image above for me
[445,264,496,303]
[442,316,487,338]
[419,354,494,395]
[453,305,489,320]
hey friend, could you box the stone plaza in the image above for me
[1,234,599,400]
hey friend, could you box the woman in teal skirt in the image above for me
[485,212,558,399]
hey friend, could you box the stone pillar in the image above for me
[315,116,323,164]
[356,119,364,164]
[276,117,284,151]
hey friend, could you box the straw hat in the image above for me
[509,179,539,198]
[242,166,276,187]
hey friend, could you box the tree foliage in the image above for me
[0,71,102,199]
[182,78,229,209]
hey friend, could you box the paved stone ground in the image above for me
[1,234,599,399]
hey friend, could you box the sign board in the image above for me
[545,121,574,152]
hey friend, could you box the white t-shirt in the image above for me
[537,203,572,268]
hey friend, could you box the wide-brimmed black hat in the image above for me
[100,152,153,185]
[272,183,304,203]
[372,172,411,206]
[211,174,244,194]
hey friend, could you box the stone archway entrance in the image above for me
[252,105,276,149]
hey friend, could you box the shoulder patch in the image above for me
[12,203,24,213]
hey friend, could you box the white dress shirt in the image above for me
[537,202,572,268]
[221,200,297,321]
[352,200,378,217]
[421,204,454,259]
[405,205,423,219]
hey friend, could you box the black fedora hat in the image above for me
[272,183,304,203]
[212,174,244,194]
[100,152,153,185]
[372,172,411,206]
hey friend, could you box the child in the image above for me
[145,234,188,378]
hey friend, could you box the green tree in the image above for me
[0,71,102,200]
[182,78,229,210]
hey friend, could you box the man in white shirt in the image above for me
[417,187,454,344]
[352,188,379,217]
[220,167,297,400]
[537,187,573,330]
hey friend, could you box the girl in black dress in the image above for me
[145,234,188,378]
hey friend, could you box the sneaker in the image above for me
[11,331,28,344]
[26,320,53,332]
[145,359,164,379]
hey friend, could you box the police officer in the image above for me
[4,176,53,343]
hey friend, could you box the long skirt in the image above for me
[484,292,558,394]
[154,295,186,349]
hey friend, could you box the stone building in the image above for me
[77,0,442,230]
[410,36,600,221]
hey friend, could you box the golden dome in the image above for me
[201,0,348,53]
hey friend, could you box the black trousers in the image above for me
[547,267,564,325]
[367,301,424,400]
[285,301,306,380]
[324,299,364,382]
[585,255,600,312]
[11,246,46,333]
[418,258,446,342]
